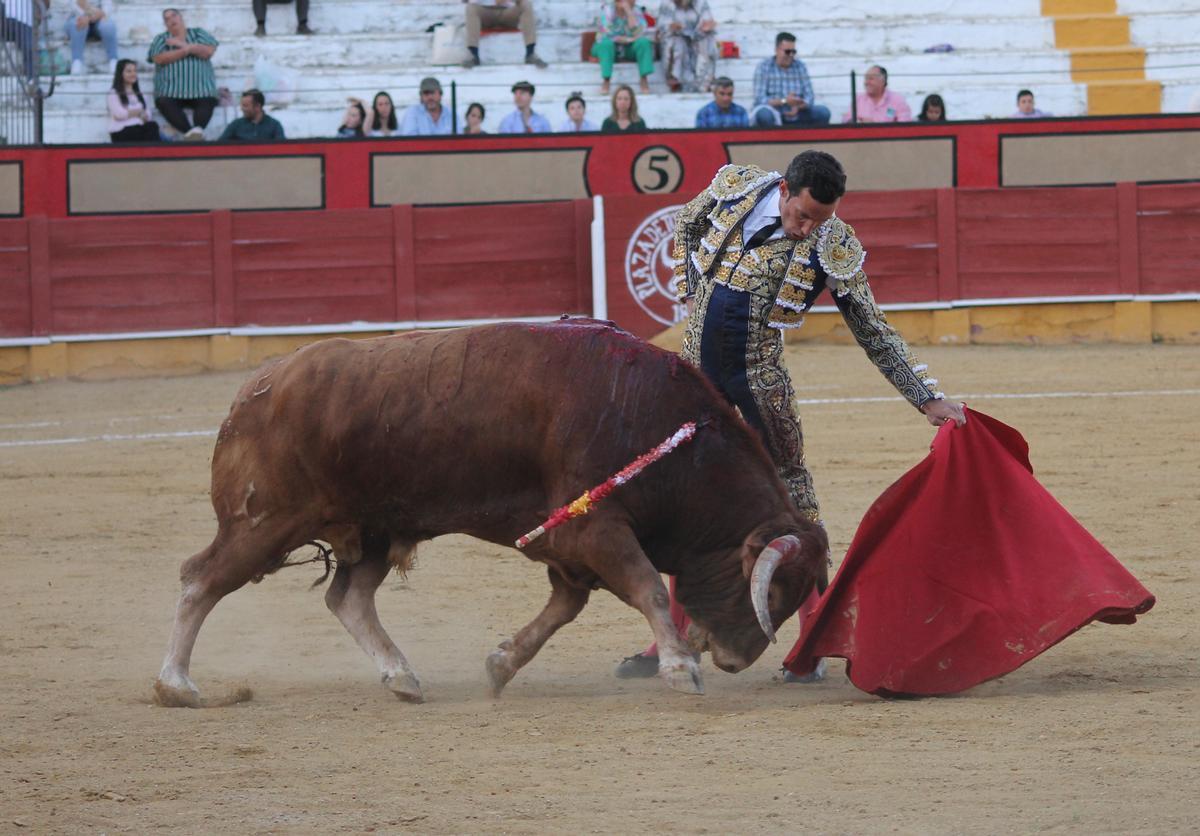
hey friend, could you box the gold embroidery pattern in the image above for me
[672,187,720,300]
[817,217,867,295]
[834,269,942,408]
[680,281,820,520]
[742,293,821,520]
[707,164,782,202]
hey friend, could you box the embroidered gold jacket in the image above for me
[672,163,944,408]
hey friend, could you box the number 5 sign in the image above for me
[631,146,684,194]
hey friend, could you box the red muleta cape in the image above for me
[782,408,1155,697]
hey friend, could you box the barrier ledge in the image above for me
[2,301,1198,387]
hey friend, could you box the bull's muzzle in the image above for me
[750,535,804,643]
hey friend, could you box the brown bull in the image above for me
[155,319,827,706]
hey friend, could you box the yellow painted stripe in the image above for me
[1040,2,1159,115]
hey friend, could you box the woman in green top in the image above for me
[601,84,647,133]
[592,0,653,95]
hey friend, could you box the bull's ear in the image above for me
[740,542,758,578]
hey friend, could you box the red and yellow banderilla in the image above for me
[515,421,699,549]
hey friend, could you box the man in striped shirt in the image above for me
[148,8,219,139]
[751,31,830,128]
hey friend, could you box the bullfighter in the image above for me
[616,150,966,680]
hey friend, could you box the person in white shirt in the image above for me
[557,92,597,132]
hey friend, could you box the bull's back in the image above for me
[212,321,724,540]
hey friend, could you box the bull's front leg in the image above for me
[578,527,704,695]
[487,568,589,698]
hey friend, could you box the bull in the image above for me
[155,319,827,706]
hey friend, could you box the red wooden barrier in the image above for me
[0,220,31,336]
[1136,183,1200,296]
[5,114,1200,220]
[3,185,1200,341]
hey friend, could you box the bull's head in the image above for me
[675,522,827,673]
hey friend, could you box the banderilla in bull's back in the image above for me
[154,319,827,707]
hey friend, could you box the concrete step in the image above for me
[1086,78,1162,113]
[48,15,1073,72]
[102,0,1052,38]
[1069,45,1147,81]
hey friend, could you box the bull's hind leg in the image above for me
[324,539,424,703]
[486,568,590,698]
[155,523,293,707]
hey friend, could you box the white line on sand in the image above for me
[0,429,217,449]
[2,389,1198,449]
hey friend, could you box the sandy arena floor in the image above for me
[0,342,1197,834]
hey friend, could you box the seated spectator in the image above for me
[656,0,717,93]
[498,79,551,133]
[107,58,160,142]
[751,32,830,128]
[148,8,219,140]
[219,88,285,140]
[365,91,397,137]
[253,0,313,36]
[592,0,653,95]
[64,0,117,75]
[399,77,451,136]
[462,101,486,134]
[461,0,547,70]
[694,75,747,128]
[1012,89,1052,118]
[843,65,911,123]
[558,91,597,132]
[337,99,365,137]
[601,83,646,132]
[918,93,946,122]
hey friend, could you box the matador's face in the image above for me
[777,184,838,241]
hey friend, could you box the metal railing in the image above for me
[1,0,56,145]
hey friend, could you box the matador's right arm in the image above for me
[672,188,718,301]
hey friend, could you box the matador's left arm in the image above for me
[818,219,944,410]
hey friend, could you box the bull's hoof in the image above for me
[153,678,201,708]
[485,649,516,698]
[383,671,424,704]
[153,679,252,708]
[662,663,705,696]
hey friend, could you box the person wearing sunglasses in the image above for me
[751,31,830,128]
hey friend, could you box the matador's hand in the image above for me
[921,399,966,427]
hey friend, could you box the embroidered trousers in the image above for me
[682,281,821,521]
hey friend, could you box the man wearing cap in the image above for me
[498,80,551,133]
[399,77,452,136]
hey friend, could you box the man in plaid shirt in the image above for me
[751,31,830,127]
[694,77,749,129]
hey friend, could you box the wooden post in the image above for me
[28,216,51,336]
[1115,181,1141,295]
[935,187,960,302]
[211,209,235,326]
[573,198,594,315]
[392,204,417,322]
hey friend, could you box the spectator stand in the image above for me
[17,0,1200,143]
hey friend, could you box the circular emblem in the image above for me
[631,146,684,194]
[625,204,686,326]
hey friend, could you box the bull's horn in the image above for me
[750,535,803,643]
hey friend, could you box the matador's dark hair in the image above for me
[784,150,847,205]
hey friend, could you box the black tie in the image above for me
[745,218,782,249]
